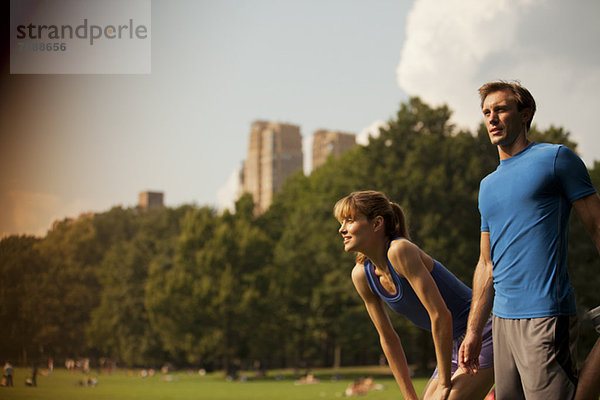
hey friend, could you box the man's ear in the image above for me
[520,107,532,124]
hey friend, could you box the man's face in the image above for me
[481,89,528,148]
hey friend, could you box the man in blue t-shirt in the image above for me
[458,81,600,400]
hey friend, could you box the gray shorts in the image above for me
[432,318,494,379]
[492,315,578,400]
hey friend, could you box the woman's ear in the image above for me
[373,216,384,232]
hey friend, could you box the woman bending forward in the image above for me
[334,191,494,400]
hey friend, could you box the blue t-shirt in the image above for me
[479,142,596,318]
[364,238,472,339]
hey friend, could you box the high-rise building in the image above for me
[139,191,164,211]
[311,129,356,170]
[240,121,303,214]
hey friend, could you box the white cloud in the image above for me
[357,120,389,146]
[216,167,241,212]
[303,134,312,174]
[397,0,600,165]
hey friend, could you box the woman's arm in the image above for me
[351,264,419,400]
[388,240,453,395]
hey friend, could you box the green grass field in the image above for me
[0,366,428,400]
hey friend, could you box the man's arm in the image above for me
[572,193,600,400]
[573,193,600,253]
[458,231,494,375]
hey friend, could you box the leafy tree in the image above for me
[145,206,218,365]
[87,238,156,365]
[0,235,46,363]
[145,199,273,373]
[87,206,191,366]
[33,217,104,358]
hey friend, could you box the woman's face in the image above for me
[338,212,374,253]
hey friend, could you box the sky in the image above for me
[1,0,599,238]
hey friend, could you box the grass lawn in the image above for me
[0,366,429,400]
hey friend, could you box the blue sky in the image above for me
[2,0,599,237]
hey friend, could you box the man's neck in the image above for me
[498,135,532,160]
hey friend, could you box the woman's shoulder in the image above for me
[351,262,377,300]
[388,237,419,255]
[388,238,434,273]
[351,262,366,281]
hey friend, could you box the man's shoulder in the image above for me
[529,142,584,167]
[529,142,579,162]
[480,165,500,187]
[530,142,562,153]
[500,142,562,166]
[480,143,564,186]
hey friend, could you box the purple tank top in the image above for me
[364,238,472,338]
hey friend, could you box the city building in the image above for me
[311,129,356,171]
[240,120,303,214]
[138,191,164,211]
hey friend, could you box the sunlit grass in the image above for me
[1,366,428,400]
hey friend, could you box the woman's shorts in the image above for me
[431,317,494,379]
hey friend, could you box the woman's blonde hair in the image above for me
[334,190,410,264]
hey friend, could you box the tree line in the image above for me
[1,98,599,376]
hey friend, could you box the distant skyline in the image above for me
[2,0,599,238]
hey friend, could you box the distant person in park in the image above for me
[3,361,13,387]
[458,80,600,400]
[334,190,494,400]
[31,364,37,387]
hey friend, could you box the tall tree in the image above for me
[34,217,103,358]
[0,236,46,363]
[87,205,191,366]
